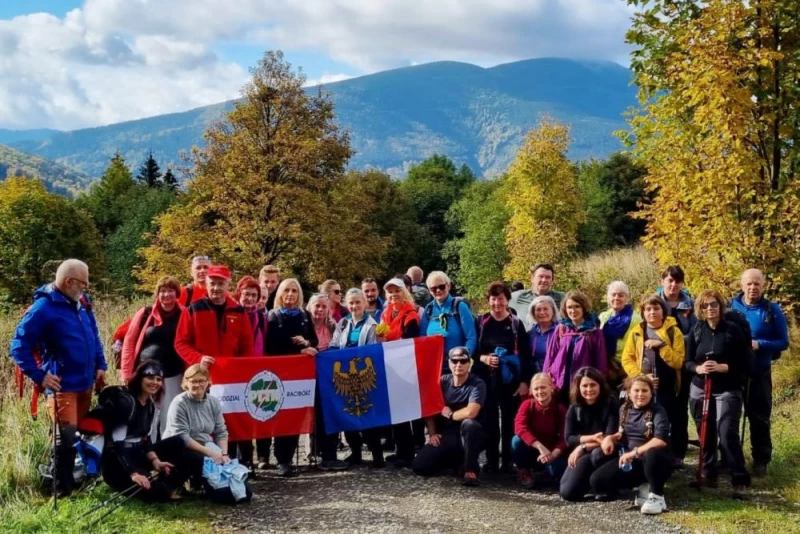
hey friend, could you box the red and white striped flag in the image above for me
[209,355,315,440]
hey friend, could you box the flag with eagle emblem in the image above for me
[316,337,445,433]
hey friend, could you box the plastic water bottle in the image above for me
[619,446,633,472]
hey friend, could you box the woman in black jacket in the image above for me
[264,278,320,477]
[101,361,195,502]
[559,367,619,501]
[685,289,751,489]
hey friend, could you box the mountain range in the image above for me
[0,144,92,197]
[1,58,638,180]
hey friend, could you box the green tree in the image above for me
[576,153,647,253]
[77,153,136,237]
[399,155,476,273]
[107,186,177,294]
[0,178,104,302]
[444,177,509,300]
[502,119,584,282]
[136,151,162,188]
[162,168,178,189]
[139,51,370,287]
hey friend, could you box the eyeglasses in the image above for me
[699,301,720,310]
[428,284,447,293]
[70,277,90,289]
[449,358,470,365]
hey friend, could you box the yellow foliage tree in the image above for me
[626,0,800,300]
[138,51,390,287]
[502,119,584,282]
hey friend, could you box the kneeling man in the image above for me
[412,346,486,486]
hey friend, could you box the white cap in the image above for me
[383,277,406,290]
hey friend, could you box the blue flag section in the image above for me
[316,344,392,433]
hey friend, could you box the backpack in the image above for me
[412,284,432,308]
[184,284,194,304]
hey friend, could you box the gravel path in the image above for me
[214,449,685,533]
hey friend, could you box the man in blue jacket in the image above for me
[419,271,477,375]
[10,259,107,496]
[730,268,789,477]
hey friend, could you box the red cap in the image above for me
[207,265,232,280]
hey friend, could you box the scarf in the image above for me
[278,307,303,318]
[380,302,418,341]
[603,305,634,358]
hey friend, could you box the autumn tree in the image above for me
[444,177,509,300]
[502,119,584,282]
[0,178,104,302]
[626,0,800,300]
[138,51,385,287]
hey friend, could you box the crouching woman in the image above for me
[101,361,191,501]
[590,375,673,515]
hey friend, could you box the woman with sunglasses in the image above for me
[101,361,193,502]
[559,367,618,501]
[319,279,349,323]
[419,271,477,376]
[685,290,751,491]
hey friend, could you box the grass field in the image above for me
[0,247,798,532]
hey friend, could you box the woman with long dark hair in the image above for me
[101,361,193,502]
[559,367,618,501]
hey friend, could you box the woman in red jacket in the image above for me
[512,373,567,489]
[121,276,186,437]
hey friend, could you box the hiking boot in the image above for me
[752,463,767,477]
[517,468,534,489]
[370,456,386,469]
[634,482,650,507]
[594,493,618,502]
[319,459,349,471]
[276,463,293,477]
[462,471,480,487]
[732,485,749,500]
[640,493,667,515]
[672,458,685,470]
[481,462,499,475]
[345,453,363,465]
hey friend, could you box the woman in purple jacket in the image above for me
[544,291,607,406]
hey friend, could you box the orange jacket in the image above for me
[174,296,254,365]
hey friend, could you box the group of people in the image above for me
[9,257,790,516]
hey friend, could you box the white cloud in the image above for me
[303,73,354,87]
[0,0,634,129]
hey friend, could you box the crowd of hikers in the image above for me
[9,257,790,517]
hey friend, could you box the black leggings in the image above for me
[560,447,616,501]
[483,381,519,467]
[102,436,194,502]
[589,447,673,496]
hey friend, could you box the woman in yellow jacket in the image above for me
[622,295,685,459]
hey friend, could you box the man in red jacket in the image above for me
[177,255,211,307]
[174,264,254,369]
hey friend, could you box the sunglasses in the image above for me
[428,284,447,293]
[331,289,341,295]
[699,301,720,310]
[449,358,470,365]
[192,255,211,262]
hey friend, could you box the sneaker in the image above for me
[256,457,270,470]
[462,471,480,487]
[370,457,386,469]
[517,468,534,490]
[732,485,749,500]
[640,493,667,515]
[276,463,293,477]
[672,458,685,470]
[481,463,499,475]
[634,482,650,507]
[319,459,349,471]
[752,463,767,477]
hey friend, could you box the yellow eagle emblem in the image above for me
[333,357,378,417]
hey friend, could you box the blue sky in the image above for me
[0,0,635,130]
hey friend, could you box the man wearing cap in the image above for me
[10,259,107,497]
[177,255,211,307]
[412,347,486,486]
[509,263,565,330]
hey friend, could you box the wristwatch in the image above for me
[580,443,588,452]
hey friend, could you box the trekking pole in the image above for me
[696,375,712,488]
[52,391,60,510]
[82,473,157,528]
[740,378,750,448]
